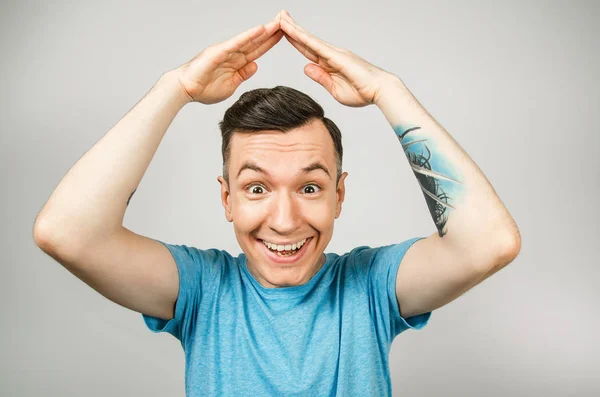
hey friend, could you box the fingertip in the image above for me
[283,10,295,21]
[279,10,291,22]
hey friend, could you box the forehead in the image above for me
[229,120,336,176]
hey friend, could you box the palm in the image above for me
[327,74,367,107]
[322,62,383,107]
[181,50,259,104]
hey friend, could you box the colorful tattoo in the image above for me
[394,125,463,237]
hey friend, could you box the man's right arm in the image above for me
[33,16,284,321]
[33,69,190,320]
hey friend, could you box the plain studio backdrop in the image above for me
[2,0,598,396]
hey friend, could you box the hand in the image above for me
[279,10,397,107]
[175,14,283,104]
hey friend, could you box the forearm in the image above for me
[375,76,521,267]
[34,68,190,249]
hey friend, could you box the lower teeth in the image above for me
[275,250,298,257]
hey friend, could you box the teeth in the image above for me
[262,238,307,252]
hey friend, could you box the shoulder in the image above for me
[325,238,422,289]
[158,241,236,277]
[334,238,423,269]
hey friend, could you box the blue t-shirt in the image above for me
[142,237,432,396]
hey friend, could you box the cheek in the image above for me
[301,199,336,230]
[231,201,264,231]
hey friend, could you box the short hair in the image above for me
[218,86,343,186]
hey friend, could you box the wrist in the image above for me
[374,76,423,127]
[373,74,411,108]
[158,68,193,106]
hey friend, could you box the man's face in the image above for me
[217,119,348,288]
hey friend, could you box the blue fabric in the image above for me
[142,237,432,396]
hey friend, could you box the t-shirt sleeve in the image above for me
[350,237,432,344]
[141,240,222,345]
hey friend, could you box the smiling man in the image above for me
[34,10,521,397]
[217,91,347,289]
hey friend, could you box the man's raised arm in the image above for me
[32,15,284,319]
[33,15,283,253]
[279,9,520,318]
[374,80,521,261]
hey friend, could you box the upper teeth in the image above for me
[262,238,308,251]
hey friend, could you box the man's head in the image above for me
[217,86,348,289]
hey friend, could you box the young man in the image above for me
[33,10,521,396]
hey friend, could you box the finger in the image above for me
[266,12,282,34]
[283,33,319,64]
[236,61,258,83]
[230,61,259,91]
[280,11,337,51]
[221,24,266,54]
[246,30,284,62]
[239,16,280,54]
[279,14,342,69]
[304,63,335,95]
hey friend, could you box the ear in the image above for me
[217,176,233,222]
[335,172,348,219]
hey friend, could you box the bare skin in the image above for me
[218,121,347,288]
[33,12,291,319]
[35,8,518,323]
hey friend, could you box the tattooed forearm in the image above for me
[375,79,519,258]
[394,125,464,237]
[127,189,137,206]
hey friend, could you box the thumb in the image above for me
[235,61,258,86]
[304,63,334,94]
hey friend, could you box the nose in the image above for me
[268,191,301,235]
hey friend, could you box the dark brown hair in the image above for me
[218,86,343,186]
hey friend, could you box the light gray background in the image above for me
[2,0,598,396]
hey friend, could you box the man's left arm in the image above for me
[374,77,521,318]
[278,9,521,319]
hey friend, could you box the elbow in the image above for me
[33,217,54,251]
[33,218,84,267]
[33,217,70,256]
[470,226,522,272]
[494,227,522,268]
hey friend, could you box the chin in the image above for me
[264,269,312,287]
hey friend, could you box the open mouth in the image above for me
[257,237,313,264]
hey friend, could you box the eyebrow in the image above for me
[236,161,331,180]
